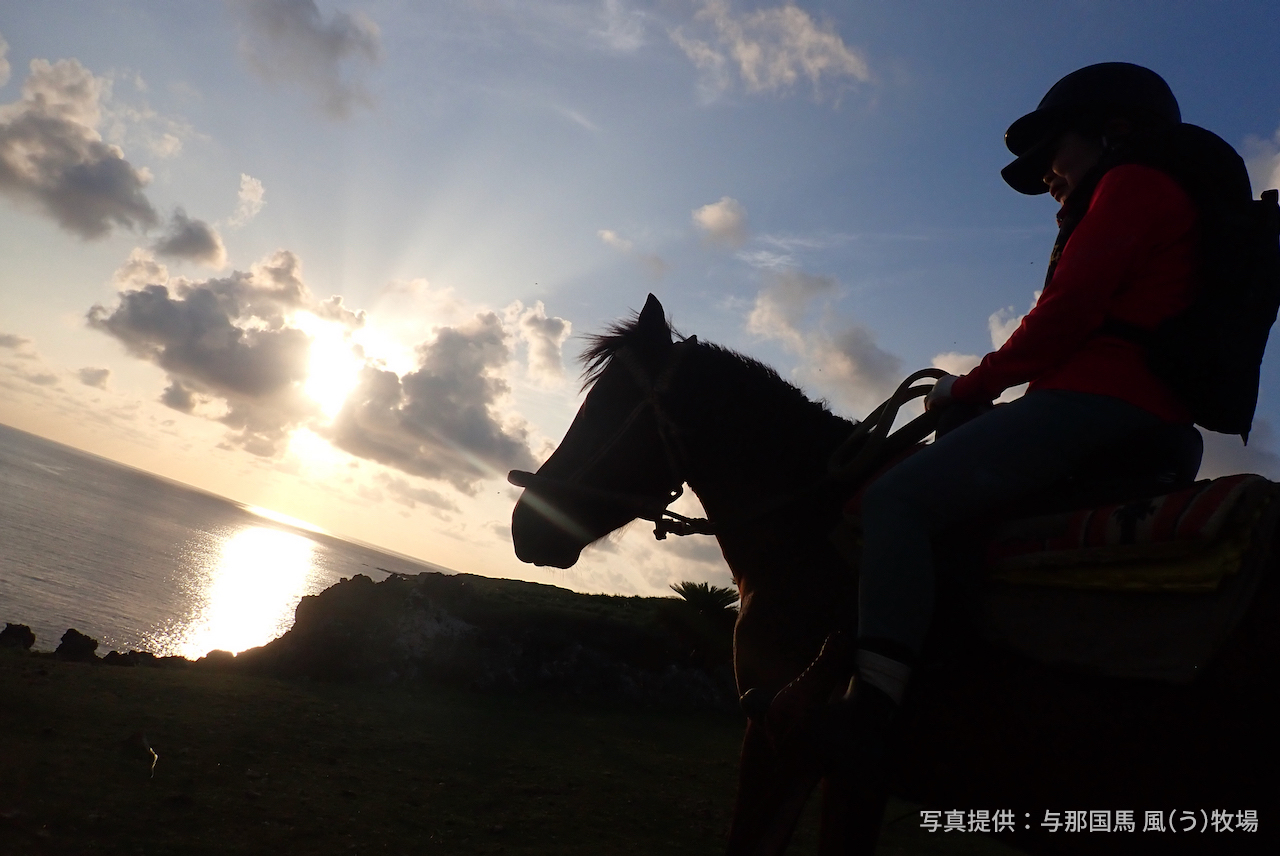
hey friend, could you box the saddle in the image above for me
[835,418,1280,683]
[978,467,1279,684]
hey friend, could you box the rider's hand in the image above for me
[924,374,957,411]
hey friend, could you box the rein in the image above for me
[508,345,947,540]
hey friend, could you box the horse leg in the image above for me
[725,717,824,856]
[816,768,888,856]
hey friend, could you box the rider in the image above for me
[847,63,1201,753]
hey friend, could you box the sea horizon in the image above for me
[0,422,458,658]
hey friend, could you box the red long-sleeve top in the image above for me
[951,164,1199,422]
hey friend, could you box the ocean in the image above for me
[0,422,451,658]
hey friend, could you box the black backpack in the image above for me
[1091,125,1280,443]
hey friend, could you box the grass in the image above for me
[0,649,1025,855]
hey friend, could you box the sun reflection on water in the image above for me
[164,526,321,659]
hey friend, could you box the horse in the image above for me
[509,294,1280,855]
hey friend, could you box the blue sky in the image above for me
[2,1,1279,597]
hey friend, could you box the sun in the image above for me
[294,312,365,419]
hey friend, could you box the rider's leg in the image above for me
[845,388,1165,767]
[857,388,1164,660]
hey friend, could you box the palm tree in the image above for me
[669,581,739,615]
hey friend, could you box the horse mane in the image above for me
[578,307,840,427]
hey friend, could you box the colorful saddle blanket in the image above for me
[977,474,1279,683]
[985,473,1279,592]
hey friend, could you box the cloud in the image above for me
[1199,419,1280,480]
[0,57,158,238]
[598,228,633,253]
[1244,128,1280,196]
[114,246,171,288]
[160,380,198,413]
[598,228,669,279]
[231,0,382,119]
[988,291,1040,349]
[152,208,227,268]
[313,294,366,330]
[930,351,980,376]
[693,196,748,248]
[0,32,9,87]
[595,0,649,51]
[511,300,571,385]
[229,173,266,226]
[0,332,34,352]
[747,269,902,412]
[325,311,538,493]
[87,249,329,456]
[376,472,460,513]
[77,367,110,388]
[473,1,651,56]
[18,370,58,387]
[99,84,197,161]
[672,0,871,100]
[746,267,835,346]
[738,249,794,270]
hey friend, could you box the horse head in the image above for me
[510,294,691,568]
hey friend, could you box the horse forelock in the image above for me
[578,309,682,391]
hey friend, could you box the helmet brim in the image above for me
[1000,129,1057,195]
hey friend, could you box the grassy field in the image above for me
[0,649,1025,855]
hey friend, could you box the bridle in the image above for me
[507,337,714,540]
[508,337,947,541]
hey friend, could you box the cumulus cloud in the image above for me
[152,208,227,267]
[77,367,110,388]
[114,247,170,289]
[748,269,902,412]
[988,291,1040,349]
[693,196,748,248]
[325,311,538,493]
[313,294,366,330]
[229,173,265,226]
[0,57,158,238]
[598,228,669,279]
[160,380,199,413]
[231,0,382,119]
[672,0,871,100]
[1244,128,1280,195]
[87,249,331,456]
[930,351,980,377]
[510,300,572,385]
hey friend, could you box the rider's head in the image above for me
[1001,62,1181,198]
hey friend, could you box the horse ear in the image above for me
[636,294,672,345]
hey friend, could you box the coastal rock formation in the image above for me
[234,572,737,710]
[0,623,36,650]
[55,628,99,662]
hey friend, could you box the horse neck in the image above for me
[673,348,852,524]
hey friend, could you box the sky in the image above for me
[2,0,1280,599]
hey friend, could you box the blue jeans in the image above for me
[857,389,1164,654]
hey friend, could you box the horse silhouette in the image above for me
[510,294,1279,855]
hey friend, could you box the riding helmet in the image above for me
[1001,62,1181,195]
